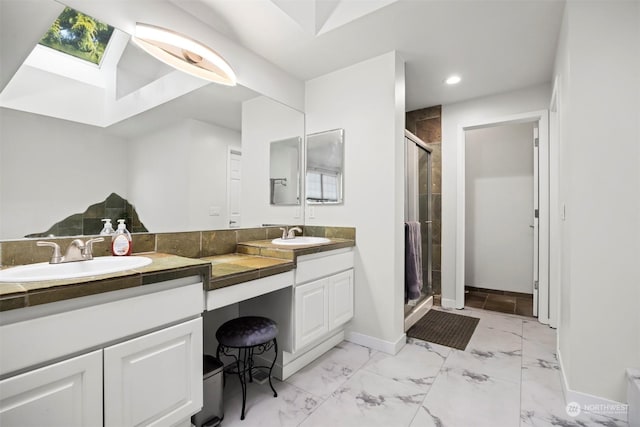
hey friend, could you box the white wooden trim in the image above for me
[455,110,551,323]
[557,348,629,422]
[345,331,406,355]
[548,76,561,329]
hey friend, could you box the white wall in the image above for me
[305,51,406,351]
[241,96,304,227]
[128,119,240,232]
[553,0,640,404]
[441,83,551,305]
[465,122,534,294]
[0,108,128,239]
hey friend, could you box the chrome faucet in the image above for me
[279,226,302,240]
[37,237,104,264]
[287,227,302,239]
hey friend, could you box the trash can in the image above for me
[191,355,224,427]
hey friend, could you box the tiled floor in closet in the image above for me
[220,306,628,427]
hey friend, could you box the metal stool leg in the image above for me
[268,338,278,398]
[237,347,248,421]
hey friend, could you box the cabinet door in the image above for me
[104,318,203,427]
[329,269,354,330]
[0,350,102,427]
[295,278,329,350]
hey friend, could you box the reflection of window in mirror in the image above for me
[306,129,344,204]
[306,171,339,203]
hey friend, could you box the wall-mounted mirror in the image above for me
[269,137,302,205]
[0,2,305,240]
[306,129,344,204]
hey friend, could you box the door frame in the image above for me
[227,147,242,228]
[455,110,551,324]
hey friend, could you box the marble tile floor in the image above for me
[219,307,628,427]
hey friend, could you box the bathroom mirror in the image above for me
[0,2,304,240]
[269,137,302,205]
[306,129,344,204]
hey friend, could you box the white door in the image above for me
[104,318,203,427]
[295,279,329,350]
[328,270,354,330]
[0,350,103,427]
[227,149,242,228]
[532,125,540,317]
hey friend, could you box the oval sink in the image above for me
[271,237,331,246]
[0,256,152,283]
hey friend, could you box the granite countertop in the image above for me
[0,253,211,312]
[201,254,294,290]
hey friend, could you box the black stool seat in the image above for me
[216,316,279,420]
[216,316,278,347]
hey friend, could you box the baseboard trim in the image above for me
[557,348,628,422]
[441,298,457,309]
[255,330,346,381]
[345,331,405,355]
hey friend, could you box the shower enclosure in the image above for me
[404,130,433,331]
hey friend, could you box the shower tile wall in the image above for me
[406,105,442,295]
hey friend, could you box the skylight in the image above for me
[39,7,114,66]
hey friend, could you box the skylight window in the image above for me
[39,7,114,66]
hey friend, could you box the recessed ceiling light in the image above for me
[445,75,461,85]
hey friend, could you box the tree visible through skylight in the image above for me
[39,7,114,65]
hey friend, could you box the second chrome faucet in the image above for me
[279,226,302,240]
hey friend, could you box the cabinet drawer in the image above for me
[295,249,354,285]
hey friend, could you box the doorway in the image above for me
[455,110,551,324]
[464,122,535,316]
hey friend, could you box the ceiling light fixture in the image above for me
[445,75,461,85]
[133,23,237,86]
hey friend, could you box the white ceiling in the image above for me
[174,0,566,110]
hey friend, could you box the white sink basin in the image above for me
[271,237,331,246]
[0,256,152,283]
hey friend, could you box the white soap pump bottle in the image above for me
[111,219,132,256]
[100,218,115,236]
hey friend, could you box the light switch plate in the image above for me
[209,206,221,216]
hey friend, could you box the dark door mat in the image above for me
[407,309,480,350]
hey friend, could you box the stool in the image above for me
[216,316,278,420]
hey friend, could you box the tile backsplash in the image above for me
[0,226,355,267]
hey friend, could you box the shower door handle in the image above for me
[423,221,433,224]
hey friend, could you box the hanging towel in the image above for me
[405,221,423,301]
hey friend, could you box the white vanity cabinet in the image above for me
[104,318,202,427]
[0,277,204,427]
[295,277,330,348]
[294,269,354,350]
[0,350,103,427]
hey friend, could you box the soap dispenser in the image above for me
[111,219,132,256]
[100,219,115,236]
